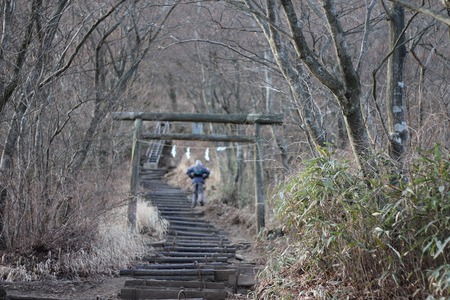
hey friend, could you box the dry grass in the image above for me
[136,198,169,238]
[0,166,168,281]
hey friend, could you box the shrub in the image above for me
[258,145,449,299]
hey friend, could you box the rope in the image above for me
[194,260,207,289]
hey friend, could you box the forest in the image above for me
[0,0,449,298]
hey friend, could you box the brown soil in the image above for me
[0,201,264,299]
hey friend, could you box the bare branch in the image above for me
[356,0,378,73]
[386,0,450,25]
[39,0,127,88]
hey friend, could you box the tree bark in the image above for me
[386,3,408,165]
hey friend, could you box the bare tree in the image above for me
[67,1,178,177]
[384,1,408,170]
[0,0,178,250]
[240,0,374,174]
[247,0,328,151]
[0,0,72,248]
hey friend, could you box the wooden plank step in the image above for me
[163,241,231,247]
[153,201,191,205]
[154,204,192,209]
[144,256,229,264]
[155,252,234,258]
[120,287,227,300]
[163,242,231,248]
[140,171,166,176]
[131,262,227,270]
[167,219,213,225]
[124,279,225,289]
[140,175,167,179]
[156,201,190,205]
[150,194,189,198]
[163,242,234,248]
[168,223,216,230]
[166,232,229,238]
[119,268,215,276]
[168,226,220,234]
[122,275,215,281]
[152,199,190,203]
[140,174,166,178]
[161,216,203,222]
[168,220,214,227]
[160,212,204,218]
[165,234,229,239]
[159,209,202,214]
[148,190,188,195]
[154,204,191,207]
[167,230,224,238]
[165,237,231,244]
[161,246,235,253]
[151,196,190,200]
[149,193,189,197]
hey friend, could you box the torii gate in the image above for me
[111,112,283,235]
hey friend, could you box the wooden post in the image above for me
[254,123,265,233]
[129,118,142,232]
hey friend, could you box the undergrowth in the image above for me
[257,145,449,299]
[0,197,166,281]
[0,165,167,281]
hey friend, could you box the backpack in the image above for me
[193,167,203,176]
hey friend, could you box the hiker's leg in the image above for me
[192,183,198,207]
[198,183,204,206]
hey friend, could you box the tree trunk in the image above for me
[264,51,289,172]
[262,2,326,149]
[167,73,177,112]
[386,3,408,165]
[231,61,243,206]
[284,0,373,173]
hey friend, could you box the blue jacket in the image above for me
[186,165,210,184]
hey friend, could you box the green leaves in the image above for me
[269,144,450,298]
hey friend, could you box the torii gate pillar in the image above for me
[254,123,265,230]
[128,118,142,232]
